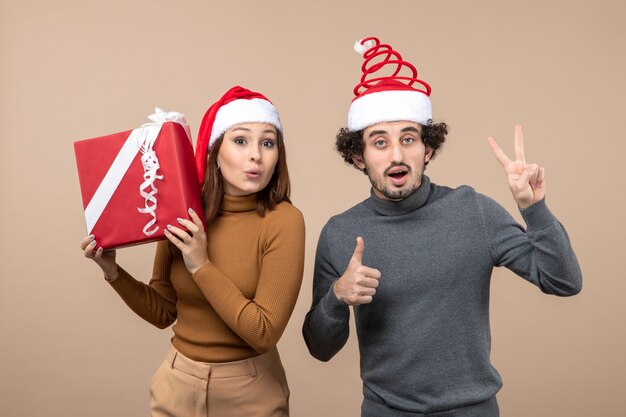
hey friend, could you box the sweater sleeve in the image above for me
[302,224,351,361]
[190,206,305,354]
[477,195,582,296]
[109,241,178,328]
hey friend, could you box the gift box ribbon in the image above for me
[84,108,192,237]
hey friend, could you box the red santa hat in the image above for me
[348,37,432,132]
[195,85,282,185]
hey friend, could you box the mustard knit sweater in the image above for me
[110,194,305,362]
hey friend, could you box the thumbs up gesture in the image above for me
[333,237,382,306]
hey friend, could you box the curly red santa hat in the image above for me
[348,36,432,131]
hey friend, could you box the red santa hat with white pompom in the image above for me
[348,37,432,131]
[195,86,282,185]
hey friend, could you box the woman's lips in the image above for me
[245,170,261,179]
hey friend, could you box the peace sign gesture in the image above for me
[487,125,545,209]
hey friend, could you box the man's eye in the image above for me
[402,137,415,144]
[375,140,386,147]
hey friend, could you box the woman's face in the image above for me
[217,122,279,196]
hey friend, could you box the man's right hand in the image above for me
[333,237,381,305]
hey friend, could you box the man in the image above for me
[302,36,582,417]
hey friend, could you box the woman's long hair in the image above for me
[200,130,291,224]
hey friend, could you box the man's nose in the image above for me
[390,143,403,162]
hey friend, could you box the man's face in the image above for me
[353,121,433,201]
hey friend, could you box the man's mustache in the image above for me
[384,162,411,176]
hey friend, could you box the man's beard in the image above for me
[373,182,419,200]
[364,162,421,201]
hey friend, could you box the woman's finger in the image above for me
[83,239,97,258]
[166,224,192,242]
[164,229,185,250]
[177,217,199,234]
[80,235,95,250]
[188,208,204,228]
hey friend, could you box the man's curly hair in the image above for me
[335,122,449,170]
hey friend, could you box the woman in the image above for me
[80,86,305,417]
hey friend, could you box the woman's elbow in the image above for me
[248,327,283,354]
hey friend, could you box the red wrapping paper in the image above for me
[74,121,205,249]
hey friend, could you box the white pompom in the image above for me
[354,39,375,55]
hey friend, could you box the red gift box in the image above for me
[74,109,205,249]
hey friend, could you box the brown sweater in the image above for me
[110,193,305,362]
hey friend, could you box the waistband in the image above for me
[362,393,499,417]
[165,344,282,380]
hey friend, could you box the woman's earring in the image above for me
[216,160,221,170]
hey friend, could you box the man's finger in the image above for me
[359,287,377,297]
[532,167,546,197]
[516,165,537,191]
[361,277,380,288]
[537,167,545,187]
[360,266,381,280]
[527,163,539,188]
[358,295,373,305]
[487,137,510,168]
[514,124,526,163]
[351,236,364,264]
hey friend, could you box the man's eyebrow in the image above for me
[400,126,420,134]
[367,130,388,139]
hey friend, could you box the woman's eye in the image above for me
[234,137,246,145]
[262,140,275,148]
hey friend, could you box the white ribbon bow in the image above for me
[144,107,192,141]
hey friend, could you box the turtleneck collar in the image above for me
[222,193,258,213]
[366,175,432,216]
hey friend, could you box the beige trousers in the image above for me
[150,344,290,417]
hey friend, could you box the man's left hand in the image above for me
[488,125,545,209]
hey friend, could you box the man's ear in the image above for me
[352,154,366,171]
[425,146,434,163]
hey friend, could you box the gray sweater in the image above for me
[302,176,582,417]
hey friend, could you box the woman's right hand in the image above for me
[80,235,119,282]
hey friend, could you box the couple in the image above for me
[80,37,582,417]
